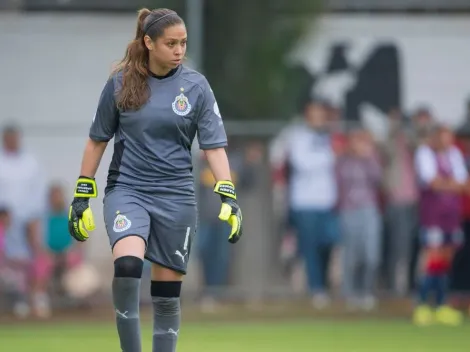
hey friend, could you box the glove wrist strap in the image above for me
[74,177,98,198]
[213,180,237,200]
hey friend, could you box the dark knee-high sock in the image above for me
[113,256,143,352]
[151,281,182,352]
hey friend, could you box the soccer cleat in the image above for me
[361,296,378,312]
[413,305,434,326]
[13,301,31,319]
[32,292,51,319]
[312,293,331,310]
[434,305,463,326]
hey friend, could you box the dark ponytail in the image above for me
[112,8,184,112]
[113,8,151,111]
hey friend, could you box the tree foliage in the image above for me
[203,1,321,120]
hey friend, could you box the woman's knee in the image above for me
[151,263,184,282]
[114,256,144,279]
[112,236,146,279]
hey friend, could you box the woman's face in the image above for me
[437,127,454,149]
[146,24,187,71]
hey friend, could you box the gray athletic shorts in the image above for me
[103,189,197,274]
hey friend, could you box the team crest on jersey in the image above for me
[172,92,192,116]
[113,214,131,233]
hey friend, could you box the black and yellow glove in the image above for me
[68,176,97,242]
[213,180,243,244]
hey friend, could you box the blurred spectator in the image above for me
[456,99,470,137]
[411,107,433,147]
[326,102,348,156]
[285,100,339,309]
[451,127,470,297]
[413,124,467,326]
[467,98,470,118]
[0,206,11,303]
[45,183,83,296]
[380,108,419,295]
[336,128,382,311]
[0,124,49,318]
[0,206,11,271]
[196,142,260,311]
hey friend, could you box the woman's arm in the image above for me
[204,147,243,243]
[204,148,232,182]
[80,138,108,178]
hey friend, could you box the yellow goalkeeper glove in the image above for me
[213,180,243,244]
[68,176,97,242]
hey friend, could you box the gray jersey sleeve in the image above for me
[196,79,228,150]
[89,76,119,142]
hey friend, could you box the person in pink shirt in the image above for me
[0,207,10,264]
[381,108,419,295]
[0,207,11,297]
[336,128,382,310]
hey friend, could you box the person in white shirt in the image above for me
[284,100,339,308]
[0,124,49,318]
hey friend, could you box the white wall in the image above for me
[0,13,138,267]
[291,14,470,138]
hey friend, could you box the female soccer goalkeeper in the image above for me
[67,8,243,352]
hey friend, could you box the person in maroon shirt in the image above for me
[413,125,468,326]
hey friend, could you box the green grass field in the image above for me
[1,319,469,352]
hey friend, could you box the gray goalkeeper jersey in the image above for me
[89,65,227,199]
